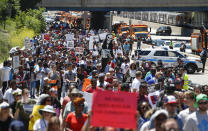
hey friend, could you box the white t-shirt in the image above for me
[121,63,130,74]
[34,65,42,81]
[184,110,208,131]
[33,118,48,131]
[129,69,136,78]
[0,66,11,81]
[140,121,150,131]
[3,88,21,104]
[179,108,195,124]
[131,78,141,92]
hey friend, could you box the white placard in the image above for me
[99,33,107,40]
[101,49,111,58]
[75,47,84,54]
[89,35,99,50]
[82,92,93,110]
[13,56,20,69]
[148,90,160,108]
[65,34,74,41]
[67,41,74,48]
[89,36,94,50]
[24,37,30,49]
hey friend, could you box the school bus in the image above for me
[118,24,130,38]
[131,24,150,41]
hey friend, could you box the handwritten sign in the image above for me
[24,37,31,49]
[65,34,74,41]
[67,41,74,48]
[91,90,137,129]
[99,33,107,40]
[12,55,20,69]
[75,47,84,54]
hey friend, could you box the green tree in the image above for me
[19,0,42,11]
[0,0,9,29]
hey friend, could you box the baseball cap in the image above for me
[164,95,177,104]
[9,120,26,131]
[0,102,10,109]
[49,88,57,94]
[98,73,105,78]
[194,94,208,108]
[12,90,22,96]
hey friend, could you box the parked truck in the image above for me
[191,28,208,54]
[131,24,151,41]
[118,24,151,41]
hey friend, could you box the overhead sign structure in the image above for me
[91,90,137,129]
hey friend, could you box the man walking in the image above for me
[200,48,207,73]
[184,94,208,131]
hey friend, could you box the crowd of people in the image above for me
[0,20,208,131]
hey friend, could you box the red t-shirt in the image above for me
[65,112,88,131]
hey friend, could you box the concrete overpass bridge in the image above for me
[39,0,208,11]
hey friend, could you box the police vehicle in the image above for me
[132,48,203,74]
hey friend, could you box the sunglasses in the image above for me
[198,101,208,105]
[76,104,84,107]
[46,99,52,102]
[72,94,79,97]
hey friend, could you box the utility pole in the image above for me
[81,0,87,29]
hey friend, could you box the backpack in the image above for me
[202,50,207,58]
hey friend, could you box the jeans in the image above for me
[30,81,36,98]
[62,82,67,98]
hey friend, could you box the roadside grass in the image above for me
[0,19,35,63]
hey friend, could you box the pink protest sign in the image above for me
[91,90,137,129]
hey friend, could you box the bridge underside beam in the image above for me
[44,7,208,11]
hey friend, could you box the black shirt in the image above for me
[0,116,13,131]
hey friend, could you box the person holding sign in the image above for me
[101,34,114,72]
[14,89,36,130]
[65,97,88,131]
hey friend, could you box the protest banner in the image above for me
[82,92,93,110]
[75,47,84,54]
[91,90,137,129]
[12,55,20,69]
[67,41,74,48]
